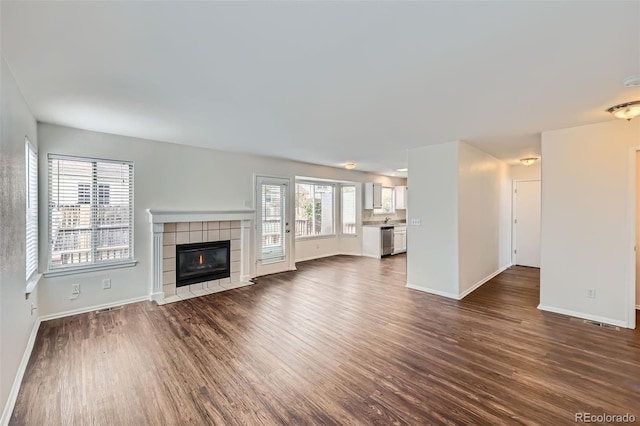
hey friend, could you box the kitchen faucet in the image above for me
[384,216,391,224]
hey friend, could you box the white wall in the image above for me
[541,119,640,328]
[510,163,541,180]
[637,151,640,308]
[0,57,40,422]
[407,141,510,299]
[458,142,511,296]
[406,141,460,297]
[37,123,405,317]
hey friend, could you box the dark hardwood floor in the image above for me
[11,255,640,425]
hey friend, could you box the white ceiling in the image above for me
[2,1,639,175]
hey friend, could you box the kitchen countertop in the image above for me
[362,221,407,227]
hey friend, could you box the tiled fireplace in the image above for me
[147,210,254,305]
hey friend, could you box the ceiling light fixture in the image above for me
[344,162,357,170]
[623,74,640,87]
[396,168,408,172]
[520,157,539,166]
[607,101,640,121]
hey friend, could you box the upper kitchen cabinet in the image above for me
[364,182,382,209]
[395,185,407,209]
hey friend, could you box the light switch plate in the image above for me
[411,218,421,226]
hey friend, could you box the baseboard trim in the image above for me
[360,253,381,260]
[295,252,341,263]
[458,263,512,300]
[295,252,364,263]
[39,295,150,322]
[537,304,628,328]
[405,283,459,300]
[1,318,41,426]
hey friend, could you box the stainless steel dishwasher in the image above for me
[381,226,394,256]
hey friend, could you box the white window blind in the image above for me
[48,155,134,270]
[25,138,38,280]
[260,182,286,264]
[341,185,356,235]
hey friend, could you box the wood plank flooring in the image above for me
[10,255,640,425]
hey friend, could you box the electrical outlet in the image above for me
[30,303,37,316]
[587,289,596,299]
[316,244,320,249]
[102,278,111,290]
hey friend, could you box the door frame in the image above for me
[626,147,639,329]
[512,179,541,267]
[254,174,295,276]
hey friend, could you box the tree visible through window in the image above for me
[373,187,395,215]
[295,183,334,237]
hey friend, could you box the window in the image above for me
[374,187,395,215]
[25,138,38,281]
[341,185,356,235]
[48,155,134,271]
[295,183,334,237]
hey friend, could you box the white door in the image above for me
[256,176,291,276]
[514,180,541,268]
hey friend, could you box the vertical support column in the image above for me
[241,219,252,282]
[151,222,164,301]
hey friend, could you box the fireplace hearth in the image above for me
[176,240,231,287]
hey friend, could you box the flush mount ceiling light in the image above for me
[520,157,539,166]
[607,101,640,121]
[344,162,357,170]
[396,168,408,172]
[623,74,640,87]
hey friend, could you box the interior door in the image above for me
[514,180,541,268]
[256,176,291,276]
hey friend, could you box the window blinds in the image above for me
[48,155,134,269]
[260,183,286,264]
[26,139,38,280]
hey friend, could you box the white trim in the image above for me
[43,260,138,278]
[147,209,255,224]
[38,296,149,322]
[627,146,639,329]
[361,253,381,259]
[405,283,459,300]
[537,304,628,328]
[25,273,42,295]
[1,318,41,426]
[458,264,511,300]
[295,252,341,263]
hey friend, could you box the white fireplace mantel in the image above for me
[147,209,255,303]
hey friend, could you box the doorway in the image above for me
[256,176,292,276]
[513,180,541,268]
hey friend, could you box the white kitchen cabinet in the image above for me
[395,186,407,210]
[393,226,407,254]
[362,225,406,258]
[364,182,382,209]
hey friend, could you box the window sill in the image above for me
[26,273,43,295]
[44,260,138,278]
[340,234,358,238]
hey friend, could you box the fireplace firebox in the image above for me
[176,240,231,287]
